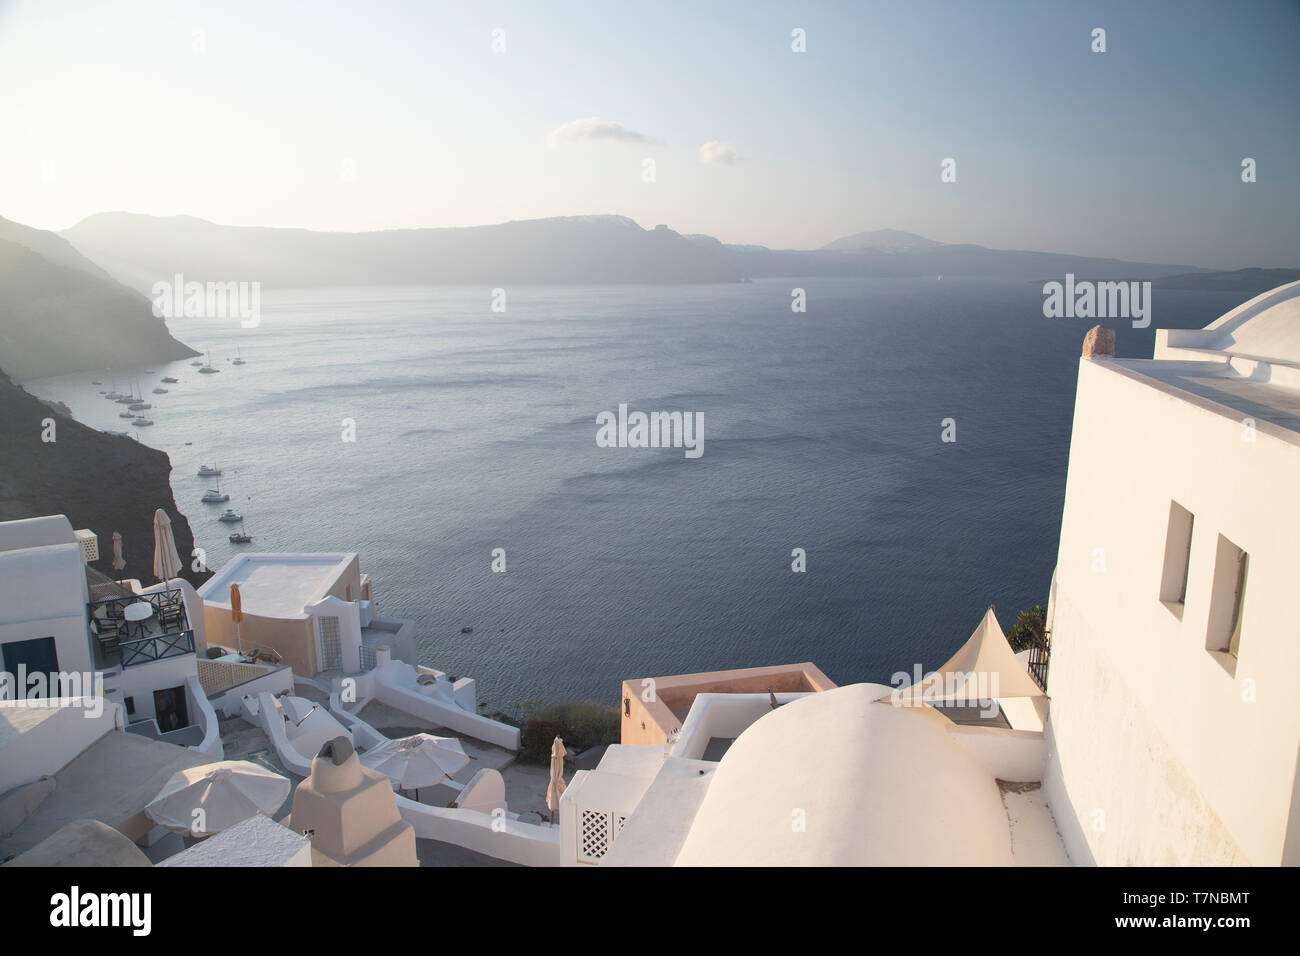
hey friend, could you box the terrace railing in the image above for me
[119,629,195,668]
[89,587,193,669]
[1027,628,1051,692]
[90,587,190,631]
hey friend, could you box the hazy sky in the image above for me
[1,0,1297,267]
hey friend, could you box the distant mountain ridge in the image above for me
[62,213,743,290]
[1152,268,1300,295]
[820,229,945,254]
[59,212,1212,291]
[0,217,198,380]
[685,231,1206,281]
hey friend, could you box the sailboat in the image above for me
[202,476,229,503]
[232,348,246,366]
[199,352,220,374]
[229,519,252,544]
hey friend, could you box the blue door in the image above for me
[2,637,60,698]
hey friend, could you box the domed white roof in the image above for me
[1202,280,1300,365]
[674,683,1013,866]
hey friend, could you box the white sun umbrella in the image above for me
[361,733,471,799]
[152,508,183,584]
[145,760,291,838]
[546,736,567,825]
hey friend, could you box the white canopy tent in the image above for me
[879,606,1045,707]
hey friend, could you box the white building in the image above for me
[0,514,221,764]
[0,516,94,689]
[1043,280,1300,866]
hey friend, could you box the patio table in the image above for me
[123,601,154,640]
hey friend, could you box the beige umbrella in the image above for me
[111,531,125,581]
[145,761,290,837]
[361,733,472,801]
[546,736,567,825]
[230,583,244,654]
[152,508,182,584]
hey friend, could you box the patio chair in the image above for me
[157,594,185,631]
[89,619,120,656]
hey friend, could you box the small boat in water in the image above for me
[229,519,252,544]
[191,360,203,366]
[198,352,220,374]
[152,387,168,394]
[218,508,242,523]
[232,348,246,366]
[119,410,136,418]
[161,376,178,383]
[128,402,151,411]
[202,477,229,502]
[92,380,102,385]
[197,464,222,476]
[133,417,155,427]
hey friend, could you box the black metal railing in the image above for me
[89,587,193,668]
[90,587,190,632]
[119,629,195,668]
[1027,628,1051,692]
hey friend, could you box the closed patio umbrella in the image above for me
[361,733,472,801]
[111,531,125,581]
[546,736,567,825]
[230,583,244,654]
[145,761,290,838]
[152,508,182,584]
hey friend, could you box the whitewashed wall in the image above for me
[1044,357,1300,865]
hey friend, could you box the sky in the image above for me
[0,0,1297,268]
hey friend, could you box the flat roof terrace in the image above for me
[199,553,356,618]
[1106,359,1300,438]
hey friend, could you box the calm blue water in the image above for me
[30,278,1242,713]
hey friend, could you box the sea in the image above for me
[27,277,1243,714]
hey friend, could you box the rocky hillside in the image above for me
[0,221,198,380]
[0,367,209,589]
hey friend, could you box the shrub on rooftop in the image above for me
[1006,605,1048,652]
[517,699,620,765]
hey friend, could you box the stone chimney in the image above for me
[288,735,416,866]
[1082,325,1116,358]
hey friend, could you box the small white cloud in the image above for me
[699,140,742,166]
[547,117,652,147]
